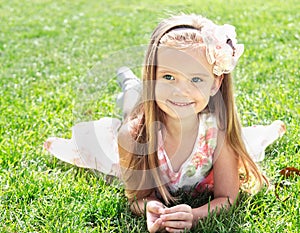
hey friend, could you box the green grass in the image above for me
[0,0,299,232]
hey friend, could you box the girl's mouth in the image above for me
[167,100,195,107]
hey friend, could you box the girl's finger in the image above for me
[163,204,192,214]
[163,221,192,233]
[161,212,193,221]
[147,201,164,214]
[165,226,188,233]
[148,218,162,233]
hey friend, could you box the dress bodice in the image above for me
[157,113,218,192]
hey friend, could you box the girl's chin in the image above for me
[165,110,199,120]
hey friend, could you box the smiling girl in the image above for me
[45,14,286,232]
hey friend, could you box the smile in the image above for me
[167,100,195,107]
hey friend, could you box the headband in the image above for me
[161,22,244,76]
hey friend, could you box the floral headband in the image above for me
[201,23,244,76]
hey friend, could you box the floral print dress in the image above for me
[157,113,217,192]
[44,114,285,185]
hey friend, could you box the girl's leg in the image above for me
[116,66,142,119]
[44,68,143,177]
[242,120,286,162]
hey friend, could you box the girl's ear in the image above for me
[210,75,224,96]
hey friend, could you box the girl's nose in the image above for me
[172,79,192,96]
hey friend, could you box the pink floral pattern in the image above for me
[157,113,218,192]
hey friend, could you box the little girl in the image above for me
[45,14,286,232]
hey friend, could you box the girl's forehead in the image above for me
[156,46,213,76]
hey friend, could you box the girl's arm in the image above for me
[118,121,164,213]
[191,131,240,224]
[118,123,167,232]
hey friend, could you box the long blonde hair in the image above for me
[119,14,264,204]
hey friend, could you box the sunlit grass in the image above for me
[0,0,299,232]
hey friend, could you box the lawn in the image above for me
[0,0,299,232]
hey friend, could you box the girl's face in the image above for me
[155,46,222,120]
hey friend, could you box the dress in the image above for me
[44,117,122,177]
[44,113,286,192]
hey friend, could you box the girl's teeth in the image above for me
[170,101,193,106]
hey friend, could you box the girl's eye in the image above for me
[162,74,175,80]
[191,77,203,83]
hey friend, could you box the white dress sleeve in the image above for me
[44,117,121,177]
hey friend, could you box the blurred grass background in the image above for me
[0,0,299,232]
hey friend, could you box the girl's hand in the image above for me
[146,200,165,233]
[160,204,193,232]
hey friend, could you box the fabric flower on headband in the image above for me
[202,23,244,76]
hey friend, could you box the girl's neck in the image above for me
[164,114,199,138]
[162,114,200,172]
